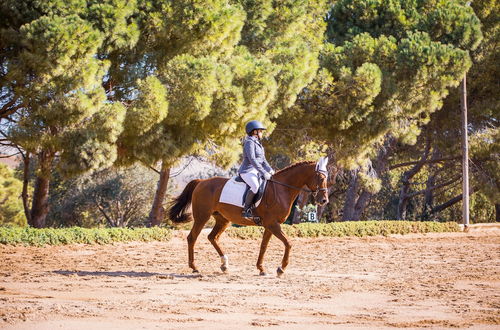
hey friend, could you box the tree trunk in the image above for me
[30,176,50,228]
[430,186,477,215]
[149,161,170,227]
[352,190,372,220]
[421,149,441,220]
[30,151,53,228]
[350,146,391,221]
[342,171,359,221]
[495,204,499,222]
[422,175,435,220]
[22,152,31,225]
[397,139,431,219]
[397,186,409,220]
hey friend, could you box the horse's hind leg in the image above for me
[208,213,231,272]
[187,212,211,273]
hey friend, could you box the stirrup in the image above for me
[242,208,262,226]
[242,208,253,218]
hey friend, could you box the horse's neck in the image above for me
[273,164,314,203]
[276,164,313,187]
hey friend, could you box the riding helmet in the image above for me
[245,120,266,135]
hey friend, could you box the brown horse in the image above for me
[168,159,329,276]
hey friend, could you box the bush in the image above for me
[48,165,160,227]
[225,221,460,239]
[0,221,460,245]
[0,227,172,246]
[0,164,26,227]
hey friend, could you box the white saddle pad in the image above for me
[219,177,263,208]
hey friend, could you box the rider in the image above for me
[238,120,274,218]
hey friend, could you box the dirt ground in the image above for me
[0,225,499,329]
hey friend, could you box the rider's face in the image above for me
[254,129,263,139]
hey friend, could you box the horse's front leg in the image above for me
[266,222,292,277]
[256,228,272,276]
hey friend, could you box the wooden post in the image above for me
[460,75,470,229]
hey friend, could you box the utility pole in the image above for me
[460,75,470,229]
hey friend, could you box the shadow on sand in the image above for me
[53,270,202,279]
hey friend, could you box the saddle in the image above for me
[235,174,267,207]
[218,175,268,226]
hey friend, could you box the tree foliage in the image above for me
[114,0,329,169]
[0,164,25,226]
[1,0,329,226]
[0,0,140,226]
[272,0,482,170]
[1,0,135,175]
[0,0,496,226]
[378,0,499,221]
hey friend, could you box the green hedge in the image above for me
[0,227,172,246]
[0,221,460,245]
[225,221,461,239]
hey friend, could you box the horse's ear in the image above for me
[315,157,322,170]
[317,157,328,175]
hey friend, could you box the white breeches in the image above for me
[240,172,260,194]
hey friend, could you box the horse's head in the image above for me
[306,157,329,206]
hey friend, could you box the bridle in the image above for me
[268,171,328,197]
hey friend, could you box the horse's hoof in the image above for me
[192,269,199,274]
[220,265,228,272]
[276,267,284,277]
[259,271,267,276]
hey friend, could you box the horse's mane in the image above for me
[276,161,315,175]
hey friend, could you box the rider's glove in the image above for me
[269,169,275,175]
[264,172,272,180]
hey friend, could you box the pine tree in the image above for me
[1,0,329,227]
[1,1,138,227]
[269,0,483,221]
[112,0,329,225]
[275,0,481,167]
[386,0,499,221]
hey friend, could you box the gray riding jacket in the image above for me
[238,136,272,177]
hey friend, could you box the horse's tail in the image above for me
[168,179,201,223]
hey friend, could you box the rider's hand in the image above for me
[264,172,272,180]
[270,169,275,175]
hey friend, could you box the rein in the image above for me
[268,177,328,195]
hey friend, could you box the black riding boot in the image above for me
[242,190,256,218]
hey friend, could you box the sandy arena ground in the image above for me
[0,225,499,329]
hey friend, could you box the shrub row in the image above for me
[0,227,172,246]
[0,221,460,245]
[225,221,461,239]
